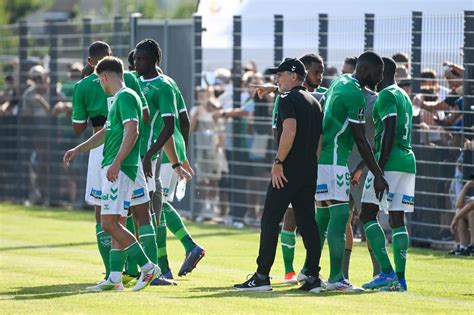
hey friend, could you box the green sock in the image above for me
[95,224,111,278]
[316,206,330,249]
[164,202,197,252]
[326,203,349,282]
[364,221,393,275]
[139,224,158,264]
[280,229,296,274]
[110,249,127,273]
[125,216,139,276]
[125,241,150,268]
[157,209,170,273]
[392,226,409,280]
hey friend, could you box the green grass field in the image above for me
[0,203,472,314]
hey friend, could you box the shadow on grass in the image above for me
[0,241,96,251]
[183,285,376,299]
[0,283,93,300]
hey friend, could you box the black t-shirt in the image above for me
[275,85,323,183]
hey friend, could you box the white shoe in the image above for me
[326,279,364,292]
[86,279,124,292]
[297,270,307,283]
[132,264,160,292]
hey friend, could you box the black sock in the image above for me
[256,272,268,281]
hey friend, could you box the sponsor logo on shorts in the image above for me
[316,184,328,194]
[365,177,373,190]
[132,188,145,200]
[90,188,102,199]
[124,201,130,210]
[387,192,394,202]
[402,194,415,206]
[102,187,118,201]
[103,204,110,211]
[162,187,170,195]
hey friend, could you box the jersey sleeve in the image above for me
[176,90,187,113]
[158,83,177,117]
[345,89,367,124]
[118,93,140,125]
[71,82,87,123]
[377,90,398,121]
[125,72,149,110]
[272,95,280,129]
[278,93,297,121]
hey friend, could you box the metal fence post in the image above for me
[274,14,283,66]
[17,20,28,201]
[82,18,91,63]
[113,16,123,58]
[463,10,474,178]
[364,13,375,51]
[48,20,59,206]
[318,13,328,63]
[411,11,422,94]
[130,13,140,49]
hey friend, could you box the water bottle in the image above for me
[175,178,187,201]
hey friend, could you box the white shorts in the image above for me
[130,161,151,207]
[315,164,351,202]
[361,171,415,213]
[146,159,158,193]
[160,163,178,202]
[85,144,104,206]
[101,166,132,217]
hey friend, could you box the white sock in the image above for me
[141,262,154,273]
[109,271,122,284]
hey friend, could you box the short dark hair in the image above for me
[135,38,162,65]
[89,41,111,60]
[421,69,437,79]
[392,52,409,64]
[128,49,135,68]
[299,53,324,67]
[357,51,384,69]
[344,56,358,68]
[95,56,123,76]
[381,57,397,77]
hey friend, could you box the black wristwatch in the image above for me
[172,162,183,169]
[274,158,284,165]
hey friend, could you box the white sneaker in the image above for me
[326,279,364,292]
[132,264,160,292]
[297,270,307,282]
[86,279,124,292]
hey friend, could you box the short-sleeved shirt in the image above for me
[72,71,148,124]
[319,74,366,166]
[102,87,143,181]
[138,75,186,163]
[372,84,416,174]
[275,86,323,182]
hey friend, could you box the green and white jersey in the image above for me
[319,74,366,166]
[139,75,186,163]
[372,84,416,174]
[102,87,143,181]
[72,71,148,123]
[315,86,328,93]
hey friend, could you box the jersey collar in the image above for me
[140,75,161,82]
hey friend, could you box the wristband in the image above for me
[172,162,183,169]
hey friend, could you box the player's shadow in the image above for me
[184,285,375,299]
[0,283,93,300]
[0,241,95,251]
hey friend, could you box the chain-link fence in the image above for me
[0,12,472,248]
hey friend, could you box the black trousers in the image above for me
[256,178,321,277]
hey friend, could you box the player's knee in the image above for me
[389,212,405,229]
[101,220,114,234]
[359,204,378,225]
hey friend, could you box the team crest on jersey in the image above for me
[358,108,365,121]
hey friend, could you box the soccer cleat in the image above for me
[234,273,272,291]
[132,264,160,292]
[447,244,461,255]
[362,271,398,290]
[178,245,206,277]
[86,279,124,292]
[284,271,298,284]
[297,269,308,282]
[379,279,407,292]
[299,276,324,293]
[162,269,174,280]
[151,275,177,286]
[326,279,364,292]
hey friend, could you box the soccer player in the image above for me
[133,39,205,279]
[64,56,160,291]
[359,57,416,291]
[71,41,149,283]
[315,51,388,291]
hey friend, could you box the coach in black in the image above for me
[234,58,324,293]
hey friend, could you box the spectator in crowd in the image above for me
[190,86,225,221]
[395,66,411,95]
[392,52,410,70]
[22,65,51,117]
[449,179,474,256]
[341,56,357,74]
[0,75,19,116]
[61,63,83,101]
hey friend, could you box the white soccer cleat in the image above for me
[132,264,160,292]
[86,279,124,292]
[326,279,364,292]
